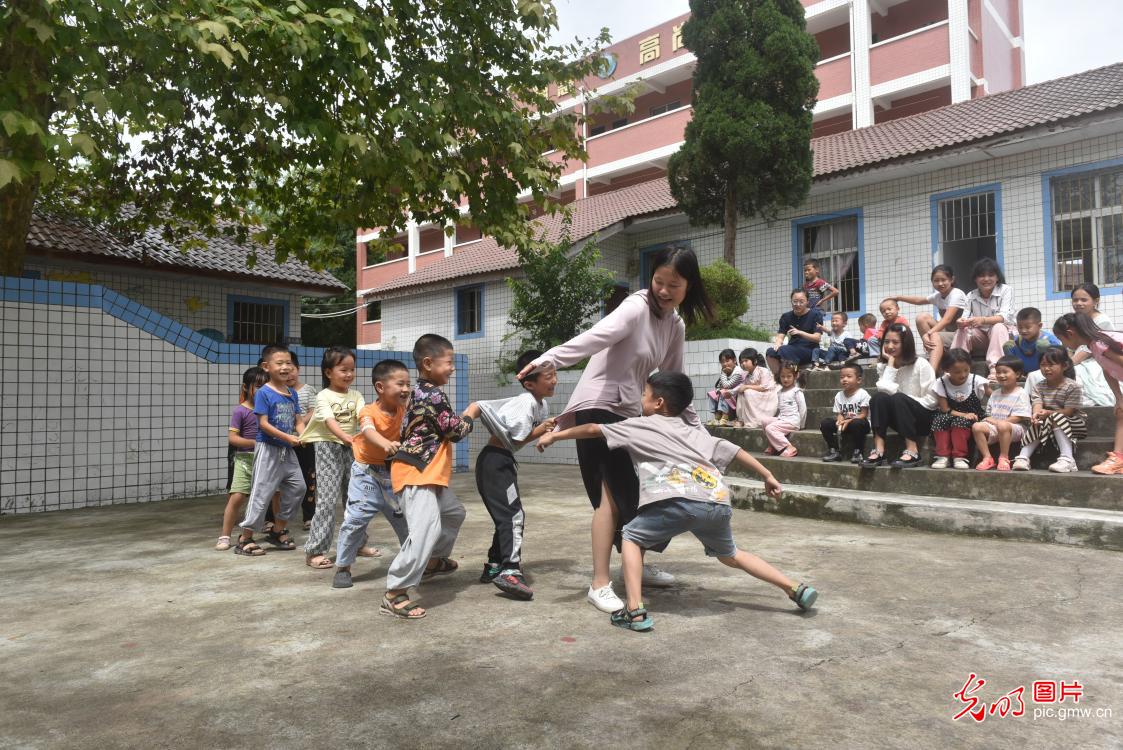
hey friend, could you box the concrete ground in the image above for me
[1,465,1121,750]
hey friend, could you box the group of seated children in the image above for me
[708,257,1123,475]
[219,335,817,628]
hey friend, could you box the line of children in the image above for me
[537,371,818,631]
[707,348,744,426]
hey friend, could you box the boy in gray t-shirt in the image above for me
[538,371,819,631]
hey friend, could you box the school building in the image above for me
[355,0,1026,344]
[357,60,1123,466]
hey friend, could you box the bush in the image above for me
[688,259,753,335]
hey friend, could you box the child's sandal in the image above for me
[610,605,654,632]
[379,593,426,619]
[422,557,459,578]
[997,457,1012,472]
[264,528,296,550]
[233,536,265,556]
[790,583,818,611]
[305,554,333,569]
[215,535,231,551]
[975,456,996,471]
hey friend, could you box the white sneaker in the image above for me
[1011,456,1031,471]
[930,456,950,469]
[1049,457,1079,473]
[642,563,675,588]
[953,458,970,470]
[587,583,624,613]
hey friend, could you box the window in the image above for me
[796,213,862,312]
[649,100,681,117]
[455,285,483,338]
[1049,166,1123,293]
[589,124,606,137]
[229,296,287,344]
[611,118,628,130]
[936,190,998,292]
[366,300,381,323]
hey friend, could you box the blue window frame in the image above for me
[227,294,289,345]
[791,208,864,314]
[454,284,484,339]
[1042,157,1123,300]
[929,183,1003,293]
[639,240,692,286]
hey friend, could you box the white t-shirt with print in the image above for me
[833,388,870,418]
[927,288,968,314]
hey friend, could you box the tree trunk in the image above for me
[0,0,53,277]
[723,185,737,266]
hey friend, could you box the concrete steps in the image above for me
[726,476,1123,551]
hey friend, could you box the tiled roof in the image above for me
[370,63,1123,296]
[813,62,1123,177]
[371,177,678,295]
[26,212,347,293]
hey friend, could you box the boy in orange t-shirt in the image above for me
[332,359,412,589]
[381,335,474,619]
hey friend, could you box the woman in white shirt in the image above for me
[862,324,938,468]
[952,258,1015,376]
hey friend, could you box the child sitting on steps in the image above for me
[1012,347,1085,473]
[972,355,1031,472]
[928,348,990,470]
[759,360,806,458]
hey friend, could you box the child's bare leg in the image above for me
[916,313,935,335]
[222,493,247,537]
[621,539,645,611]
[997,421,1014,456]
[1113,410,1123,454]
[590,486,619,590]
[719,549,797,593]
[971,422,991,457]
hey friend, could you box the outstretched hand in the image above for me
[764,476,782,498]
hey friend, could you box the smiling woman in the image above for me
[517,246,715,613]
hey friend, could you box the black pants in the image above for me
[820,417,870,451]
[476,445,525,570]
[266,443,317,523]
[868,392,934,441]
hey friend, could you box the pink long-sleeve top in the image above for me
[531,290,701,430]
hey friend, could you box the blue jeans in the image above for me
[335,461,409,567]
[621,498,737,558]
[812,343,849,364]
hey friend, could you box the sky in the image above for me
[551,0,1123,84]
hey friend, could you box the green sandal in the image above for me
[790,583,818,611]
[610,605,654,632]
[264,528,296,550]
[233,536,265,557]
[422,557,458,578]
[379,593,426,619]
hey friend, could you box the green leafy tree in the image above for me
[499,217,616,376]
[0,0,615,276]
[699,259,750,327]
[667,0,819,265]
[298,227,365,347]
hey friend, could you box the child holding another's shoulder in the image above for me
[463,350,558,600]
[1053,313,1123,475]
[538,371,818,631]
[972,356,1031,471]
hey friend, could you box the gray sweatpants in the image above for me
[385,484,466,591]
[239,442,307,532]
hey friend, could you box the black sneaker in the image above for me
[479,563,501,583]
[850,449,864,464]
[822,449,842,462]
[332,569,353,589]
[494,569,534,600]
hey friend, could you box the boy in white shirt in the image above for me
[821,363,871,463]
[812,311,854,371]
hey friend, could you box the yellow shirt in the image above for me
[299,388,366,444]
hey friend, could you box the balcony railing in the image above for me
[816,52,852,100]
[585,105,692,167]
[869,21,950,86]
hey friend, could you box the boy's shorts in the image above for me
[230,451,255,495]
[979,421,1026,444]
[621,498,737,558]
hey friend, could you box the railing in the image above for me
[869,22,950,86]
[585,105,692,167]
[816,52,853,100]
